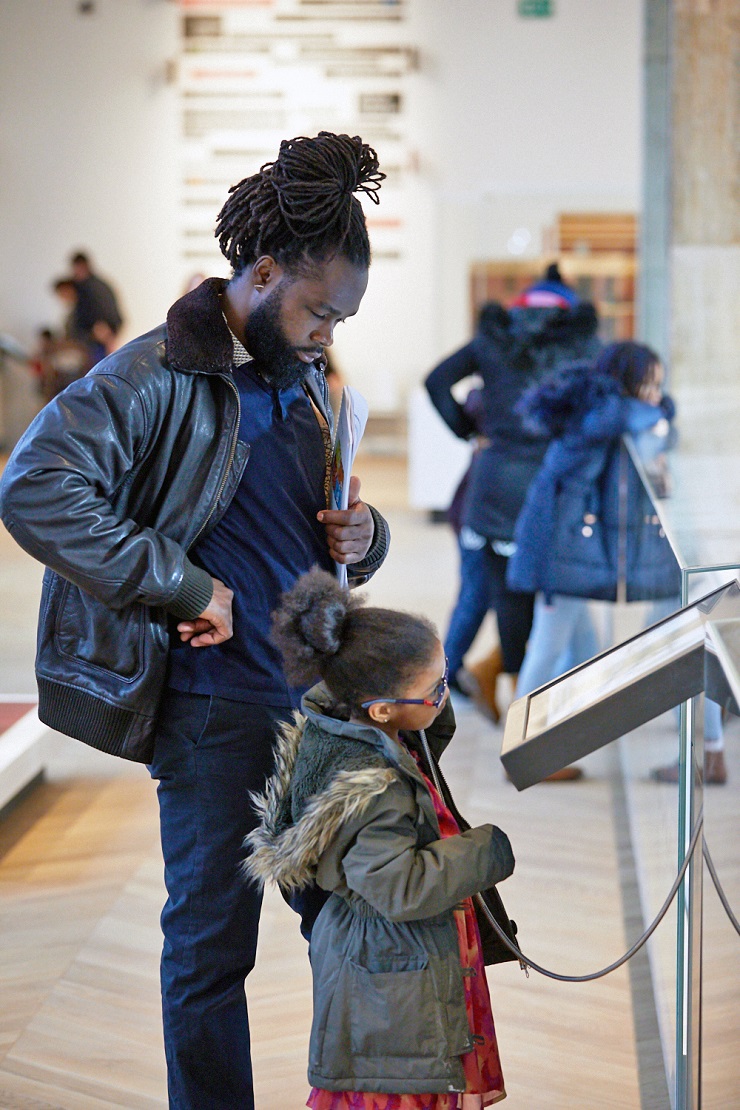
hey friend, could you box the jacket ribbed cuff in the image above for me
[165,559,214,620]
[488,825,515,883]
[348,505,390,583]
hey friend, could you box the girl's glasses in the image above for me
[361,659,449,710]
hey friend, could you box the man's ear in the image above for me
[251,255,282,290]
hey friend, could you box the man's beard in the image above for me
[243,288,313,390]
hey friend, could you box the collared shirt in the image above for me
[229,324,253,367]
[167,331,334,706]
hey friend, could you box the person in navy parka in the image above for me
[507,342,679,704]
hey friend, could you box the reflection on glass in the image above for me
[525,607,703,737]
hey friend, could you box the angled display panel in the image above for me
[501,579,740,790]
[704,617,740,715]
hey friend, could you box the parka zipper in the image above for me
[188,373,241,550]
[419,729,443,795]
[419,729,528,974]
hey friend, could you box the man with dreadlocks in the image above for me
[0,132,389,1109]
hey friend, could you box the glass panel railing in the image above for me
[504,584,739,1110]
[502,415,738,1109]
[624,388,740,1110]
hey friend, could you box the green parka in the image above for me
[245,685,515,1095]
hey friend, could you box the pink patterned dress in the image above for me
[307,756,506,1109]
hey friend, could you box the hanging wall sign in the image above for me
[517,0,554,17]
[176,0,417,283]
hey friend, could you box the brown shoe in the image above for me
[541,765,583,782]
[467,646,504,724]
[704,749,728,784]
[505,764,583,783]
[650,761,680,784]
[651,750,728,785]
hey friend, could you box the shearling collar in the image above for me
[244,713,398,892]
[165,276,233,376]
[163,277,331,426]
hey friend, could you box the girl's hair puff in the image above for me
[272,567,439,717]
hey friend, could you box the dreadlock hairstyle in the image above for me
[215,132,384,276]
[271,567,438,719]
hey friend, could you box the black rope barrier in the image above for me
[475,812,704,982]
[702,837,740,936]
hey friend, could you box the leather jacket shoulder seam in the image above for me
[91,359,159,444]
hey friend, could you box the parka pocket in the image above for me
[348,956,445,1059]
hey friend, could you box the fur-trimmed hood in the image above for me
[473,300,600,376]
[515,363,675,445]
[244,685,423,892]
[516,362,625,441]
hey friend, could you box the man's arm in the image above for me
[176,578,234,647]
[0,373,211,617]
[424,344,479,440]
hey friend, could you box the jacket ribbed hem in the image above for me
[37,677,154,762]
[165,559,214,620]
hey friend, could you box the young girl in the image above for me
[245,567,516,1107]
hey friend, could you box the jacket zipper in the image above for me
[188,373,241,550]
[419,729,443,795]
[419,729,528,974]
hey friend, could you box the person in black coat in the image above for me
[425,273,600,700]
[69,250,124,361]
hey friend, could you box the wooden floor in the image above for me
[0,453,737,1108]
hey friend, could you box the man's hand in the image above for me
[317,475,374,565]
[177,577,234,647]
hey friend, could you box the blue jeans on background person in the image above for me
[515,593,600,698]
[704,697,723,748]
[646,596,724,751]
[445,527,494,680]
[446,528,535,678]
[149,691,293,1110]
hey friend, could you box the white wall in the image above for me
[0,0,641,425]
[335,0,643,406]
[415,0,643,360]
[0,0,180,352]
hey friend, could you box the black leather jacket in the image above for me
[0,278,389,762]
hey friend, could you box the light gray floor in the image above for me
[1,465,737,1107]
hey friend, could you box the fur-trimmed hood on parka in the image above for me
[244,686,408,893]
[515,361,625,441]
[474,300,600,378]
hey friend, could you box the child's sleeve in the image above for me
[338,778,514,923]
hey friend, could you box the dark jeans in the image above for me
[445,532,494,678]
[148,690,318,1110]
[446,538,533,677]
[486,547,534,674]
